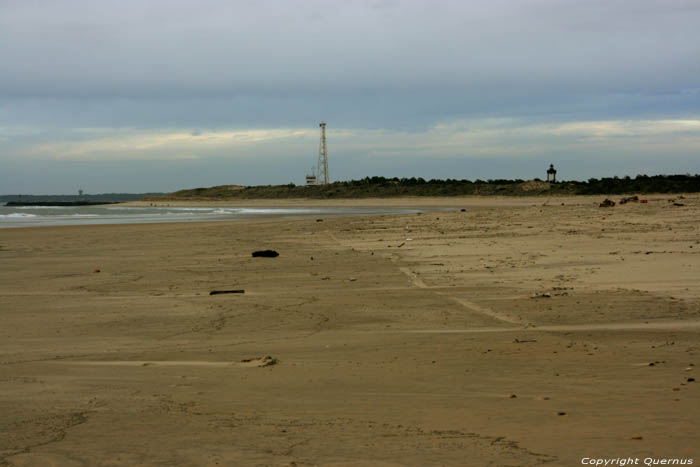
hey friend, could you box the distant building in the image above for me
[305,174,318,186]
[305,166,318,186]
[546,164,557,183]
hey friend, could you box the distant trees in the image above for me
[156,174,700,200]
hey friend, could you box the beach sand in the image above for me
[1,195,698,466]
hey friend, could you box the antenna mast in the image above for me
[317,122,329,185]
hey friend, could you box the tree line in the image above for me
[155,174,700,199]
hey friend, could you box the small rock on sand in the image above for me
[252,250,279,258]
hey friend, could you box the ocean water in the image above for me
[0,204,423,228]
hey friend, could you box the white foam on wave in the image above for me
[211,208,241,214]
[166,207,220,212]
[0,213,38,218]
[12,206,70,210]
[110,206,236,214]
[0,213,99,220]
[159,208,239,216]
[237,208,319,215]
[0,205,423,229]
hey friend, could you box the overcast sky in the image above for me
[1,0,699,194]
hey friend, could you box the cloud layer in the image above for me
[1,0,699,192]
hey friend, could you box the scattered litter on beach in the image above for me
[531,292,551,299]
[252,249,279,258]
[209,289,245,295]
[513,338,537,343]
[261,356,278,367]
[240,356,278,367]
[619,195,639,204]
[599,199,615,207]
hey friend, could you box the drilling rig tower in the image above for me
[317,122,329,185]
[305,122,330,186]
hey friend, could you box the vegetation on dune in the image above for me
[145,174,700,200]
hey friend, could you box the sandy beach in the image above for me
[1,195,698,466]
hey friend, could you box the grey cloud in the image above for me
[2,0,699,98]
[2,87,698,132]
[1,0,699,193]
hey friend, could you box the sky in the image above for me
[1,0,699,194]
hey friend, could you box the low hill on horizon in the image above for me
[145,174,700,200]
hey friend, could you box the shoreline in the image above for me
[123,193,685,207]
[0,203,435,230]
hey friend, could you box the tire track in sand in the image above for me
[397,267,522,325]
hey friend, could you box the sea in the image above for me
[0,204,424,229]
